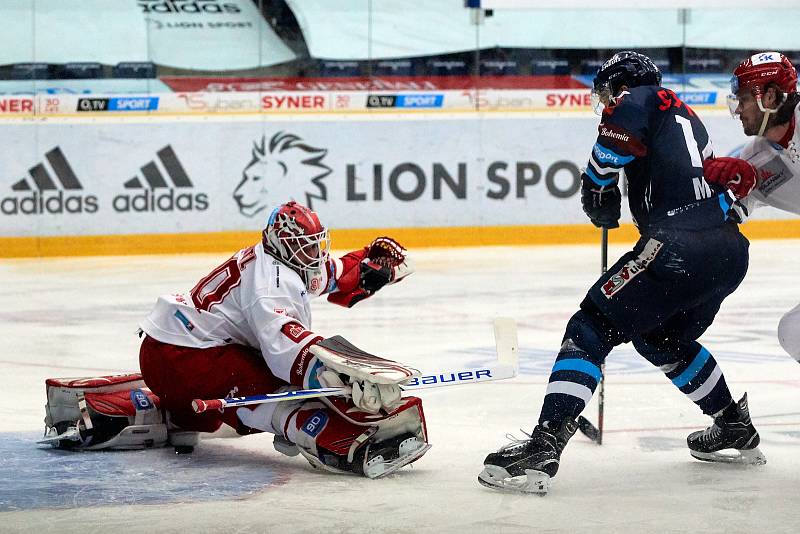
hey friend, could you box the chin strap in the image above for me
[756,94,779,136]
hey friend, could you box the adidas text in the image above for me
[138,1,241,14]
[112,189,208,212]
[1,190,98,215]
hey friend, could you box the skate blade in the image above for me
[37,426,81,446]
[477,465,550,495]
[364,442,432,479]
[690,447,767,466]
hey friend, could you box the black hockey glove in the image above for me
[580,174,621,229]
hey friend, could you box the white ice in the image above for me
[2,239,800,533]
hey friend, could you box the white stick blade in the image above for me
[493,317,519,374]
[401,363,516,390]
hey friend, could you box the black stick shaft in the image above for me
[598,228,608,445]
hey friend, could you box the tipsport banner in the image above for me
[0,114,783,238]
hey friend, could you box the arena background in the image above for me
[2,0,799,257]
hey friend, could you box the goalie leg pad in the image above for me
[40,374,167,450]
[279,395,430,478]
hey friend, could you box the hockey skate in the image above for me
[478,417,578,495]
[687,393,766,466]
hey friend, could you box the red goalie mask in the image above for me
[262,201,330,278]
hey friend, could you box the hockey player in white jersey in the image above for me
[702,52,800,362]
[40,200,430,478]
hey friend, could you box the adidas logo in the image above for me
[138,1,242,15]
[112,145,208,212]
[1,147,98,215]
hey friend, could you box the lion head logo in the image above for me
[233,132,330,218]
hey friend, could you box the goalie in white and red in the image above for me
[40,200,428,478]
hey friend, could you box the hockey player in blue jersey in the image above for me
[479,51,765,494]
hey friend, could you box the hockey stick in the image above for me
[576,228,607,444]
[192,317,519,414]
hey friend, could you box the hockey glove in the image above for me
[365,237,414,287]
[703,157,757,200]
[726,199,750,224]
[327,237,414,308]
[581,174,621,229]
[317,367,402,414]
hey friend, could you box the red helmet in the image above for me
[731,52,797,98]
[262,201,329,279]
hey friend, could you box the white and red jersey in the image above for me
[140,243,337,388]
[740,103,800,216]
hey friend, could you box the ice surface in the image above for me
[2,241,800,533]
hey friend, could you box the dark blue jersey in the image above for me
[584,86,737,231]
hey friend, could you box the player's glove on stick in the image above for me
[581,174,621,229]
[703,157,757,199]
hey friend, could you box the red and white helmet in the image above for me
[728,52,798,122]
[262,201,330,279]
[731,52,797,97]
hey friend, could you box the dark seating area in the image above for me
[531,58,570,75]
[10,63,51,80]
[58,63,104,79]
[426,59,469,76]
[112,62,156,79]
[373,59,415,76]
[319,60,361,77]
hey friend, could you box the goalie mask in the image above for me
[591,51,662,115]
[727,52,798,135]
[262,201,330,283]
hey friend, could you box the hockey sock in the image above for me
[538,340,604,427]
[658,342,733,416]
[538,310,617,427]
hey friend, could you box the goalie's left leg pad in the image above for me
[285,395,430,478]
[41,374,167,450]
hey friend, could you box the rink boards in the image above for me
[1,111,799,257]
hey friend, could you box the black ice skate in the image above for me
[478,417,578,494]
[687,393,766,466]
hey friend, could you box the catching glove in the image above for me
[360,237,414,291]
[581,174,621,229]
[328,237,414,308]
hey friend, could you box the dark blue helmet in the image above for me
[593,51,662,97]
[591,51,662,113]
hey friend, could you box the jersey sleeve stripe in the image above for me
[592,143,636,166]
[588,154,622,174]
[585,166,618,187]
[290,335,324,387]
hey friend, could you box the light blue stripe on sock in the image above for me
[551,358,602,383]
[672,347,711,388]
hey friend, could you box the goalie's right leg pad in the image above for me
[278,395,430,478]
